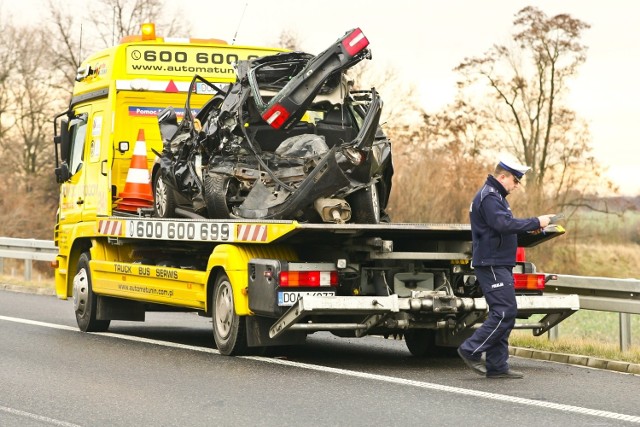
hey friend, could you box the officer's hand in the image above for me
[537,214,555,228]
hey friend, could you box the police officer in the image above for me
[457,157,555,379]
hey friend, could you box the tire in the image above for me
[204,172,234,219]
[153,173,177,218]
[404,329,436,357]
[348,183,380,224]
[212,272,247,355]
[73,253,110,332]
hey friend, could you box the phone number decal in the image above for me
[125,46,280,78]
[127,220,233,242]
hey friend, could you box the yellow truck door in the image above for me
[81,109,112,220]
[59,111,89,225]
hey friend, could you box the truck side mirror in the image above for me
[55,162,71,183]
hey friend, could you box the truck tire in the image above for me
[73,252,110,332]
[212,272,248,355]
[347,183,380,224]
[153,173,177,218]
[404,329,436,357]
[204,172,234,219]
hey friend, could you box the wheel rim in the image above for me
[215,280,234,339]
[155,178,168,217]
[73,268,89,314]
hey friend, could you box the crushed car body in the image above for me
[155,28,393,223]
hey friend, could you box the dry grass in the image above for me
[510,334,640,365]
[533,241,640,279]
[0,274,55,290]
[512,307,640,365]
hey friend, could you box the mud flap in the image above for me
[246,316,307,347]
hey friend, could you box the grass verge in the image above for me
[510,334,640,365]
[513,309,640,365]
[0,274,55,294]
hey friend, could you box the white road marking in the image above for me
[0,405,82,427]
[2,314,640,424]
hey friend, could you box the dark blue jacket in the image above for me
[470,175,541,267]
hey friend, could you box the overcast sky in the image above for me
[2,0,638,195]
[187,1,638,196]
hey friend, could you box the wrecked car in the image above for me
[154,28,393,223]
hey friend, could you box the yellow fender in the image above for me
[207,244,298,316]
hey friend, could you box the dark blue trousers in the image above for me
[459,266,518,375]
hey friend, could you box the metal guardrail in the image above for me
[0,238,638,349]
[545,274,640,351]
[547,274,640,314]
[0,237,57,281]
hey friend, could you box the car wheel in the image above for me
[212,272,248,355]
[348,183,380,224]
[74,252,110,332]
[204,172,235,219]
[153,173,177,218]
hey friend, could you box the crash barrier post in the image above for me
[0,237,57,281]
[546,274,640,351]
[117,129,154,212]
[621,313,632,353]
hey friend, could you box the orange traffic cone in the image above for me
[117,129,153,213]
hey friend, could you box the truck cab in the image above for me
[53,24,284,293]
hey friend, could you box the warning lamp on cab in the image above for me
[119,22,156,43]
[141,23,156,40]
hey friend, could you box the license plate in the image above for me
[195,82,224,95]
[278,291,335,306]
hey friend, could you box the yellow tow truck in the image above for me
[52,24,578,355]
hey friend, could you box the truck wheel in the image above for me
[153,173,177,218]
[204,173,234,219]
[73,253,110,332]
[348,183,380,224]
[404,329,436,357]
[212,272,247,355]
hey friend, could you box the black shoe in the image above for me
[486,369,524,379]
[457,348,486,375]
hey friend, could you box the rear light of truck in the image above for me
[513,273,545,291]
[279,270,338,287]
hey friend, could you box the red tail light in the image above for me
[280,271,338,287]
[513,273,545,291]
[342,28,369,56]
[516,247,526,262]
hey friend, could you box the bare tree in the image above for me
[0,25,60,187]
[47,2,85,91]
[454,6,610,211]
[0,21,21,143]
[47,0,190,90]
[275,29,302,51]
[88,0,189,47]
[0,23,61,237]
[388,98,491,223]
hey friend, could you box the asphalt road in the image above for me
[1,289,639,426]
